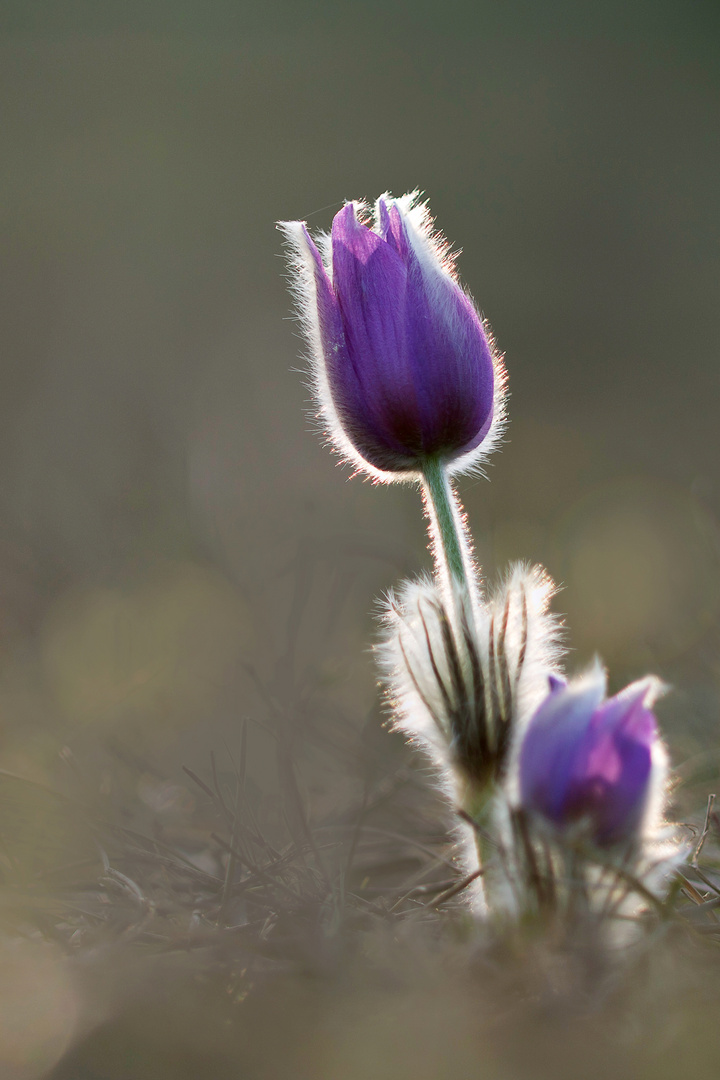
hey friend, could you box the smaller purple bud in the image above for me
[279,193,506,480]
[518,667,666,847]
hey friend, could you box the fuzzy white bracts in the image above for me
[379,563,563,794]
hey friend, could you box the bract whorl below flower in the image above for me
[379,563,562,787]
[279,192,507,482]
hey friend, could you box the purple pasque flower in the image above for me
[279,193,505,480]
[518,666,666,847]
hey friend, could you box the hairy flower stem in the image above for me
[460,782,499,907]
[421,457,470,592]
[421,459,499,902]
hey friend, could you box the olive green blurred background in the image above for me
[0,2,719,1074]
[1,0,718,765]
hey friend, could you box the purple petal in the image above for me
[400,220,495,457]
[298,224,346,365]
[291,196,502,474]
[580,690,656,842]
[519,675,606,823]
[519,672,658,846]
[331,205,409,385]
[599,710,653,841]
[330,204,433,468]
[378,198,410,261]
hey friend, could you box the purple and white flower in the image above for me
[518,666,668,848]
[279,193,506,480]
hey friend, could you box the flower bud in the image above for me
[518,667,667,847]
[279,193,505,480]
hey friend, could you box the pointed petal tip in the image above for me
[332,200,362,237]
[277,219,325,261]
[614,674,668,713]
[276,219,312,251]
[570,658,608,699]
[276,217,306,234]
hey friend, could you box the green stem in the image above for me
[459,785,498,916]
[421,456,468,588]
[464,785,494,869]
[423,459,499,908]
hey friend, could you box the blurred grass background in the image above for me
[0,1,719,1076]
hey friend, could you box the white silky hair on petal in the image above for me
[634,730,682,918]
[278,210,425,485]
[277,215,403,484]
[588,722,679,932]
[314,229,334,280]
[276,219,344,445]
[625,675,673,850]
[643,734,670,840]
[377,192,509,479]
[604,713,681,931]
[374,191,458,280]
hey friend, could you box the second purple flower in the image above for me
[518,668,667,848]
